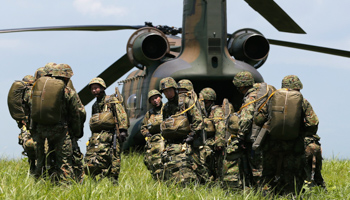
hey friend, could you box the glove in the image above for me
[119,131,127,143]
[145,133,152,141]
[183,135,194,144]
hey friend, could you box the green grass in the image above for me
[0,153,349,200]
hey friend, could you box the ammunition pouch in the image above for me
[89,111,115,133]
[161,115,191,140]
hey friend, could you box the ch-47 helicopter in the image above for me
[2,0,350,150]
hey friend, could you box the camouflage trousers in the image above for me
[261,139,305,194]
[144,133,165,180]
[84,131,121,183]
[192,137,225,183]
[304,137,325,187]
[18,127,36,174]
[245,142,263,186]
[33,124,74,181]
[222,139,243,189]
[72,138,84,182]
[162,142,199,185]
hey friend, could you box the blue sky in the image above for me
[1,0,349,159]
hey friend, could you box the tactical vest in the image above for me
[161,95,192,140]
[268,88,303,140]
[89,95,117,133]
[31,77,65,125]
[247,83,275,142]
[146,106,163,134]
[8,80,30,121]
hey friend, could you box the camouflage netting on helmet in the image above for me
[34,67,47,80]
[282,75,303,90]
[43,62,57,76]
[89,77,106,88]
[232,71,254,87]
[200,87,216,101]
[148,89,162,100]
[178,79,193,91]
[159,77,177,91]
[22,75,35,84]
[51,64,74,78]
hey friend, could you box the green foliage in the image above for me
[0,155,349,200]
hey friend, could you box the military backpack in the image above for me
[31,77,65,125]
[7,80,31,121]
[268,88,303,140]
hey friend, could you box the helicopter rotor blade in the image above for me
[244,0,306,34]
[78,54,134,105]
[267,39,350,58]
[0,25,146,34]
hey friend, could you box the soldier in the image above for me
[32,64,82,182]
[256,75,319,194]
[281,75,325,189]
[178,79,210,183]
[141,89,165,180]
[232,71,276,186]
[84,77,129,184]
[159,77,203,185]
[198,88,226,181]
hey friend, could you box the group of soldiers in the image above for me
[10,63,325,194]
[10,63,128,184]
[142,73,325,195]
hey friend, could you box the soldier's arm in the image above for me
[238,95,256,140]
[187,98,203,133]
[114,102,129,130]
[140,111,150,137]
[303,98,319,137]
[67,89,82,138]
[213,107,226,147]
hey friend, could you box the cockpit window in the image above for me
[126,94,137,110]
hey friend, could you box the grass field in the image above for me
[0,153,349,200]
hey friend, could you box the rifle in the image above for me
[252,122,269,150]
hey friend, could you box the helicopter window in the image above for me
[126,94,137,110]
[211,56,218,68]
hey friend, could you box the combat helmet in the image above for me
[89,77,106,89]
[200,87,216,101]
[34,67,47,80]
[159,77,177,92]
[282,75,303,90]
[43,62,57,76]
[232,71,254,87]
[51,64,74,78]
[148,89,162,103]
[22,75,35,84]
[178,79,193,91]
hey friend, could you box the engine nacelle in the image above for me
[127,27,170,69]
[227,28,269,69]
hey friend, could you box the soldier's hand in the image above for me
[119,131,127,143]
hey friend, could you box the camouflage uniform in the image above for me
[220,98,243,189]
[84,77,128,183]
[198,88,226,182]
[233,72,266,186]
[33,64,82,181]
[160,77,203,185]
[141,90,165,179]
[259,75,320,194]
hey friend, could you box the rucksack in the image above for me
[268,88,303,140]
[31,77,65,125]
[221,98,239,141]
[249,83,276,142]
[8,80,30,121]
